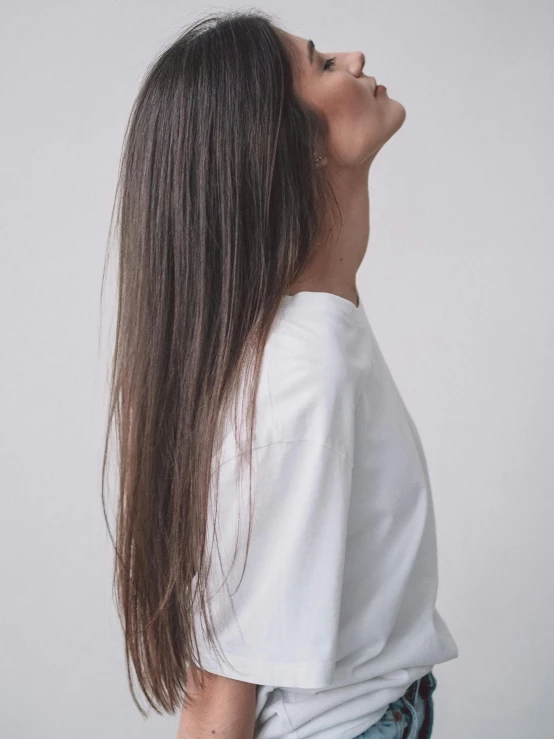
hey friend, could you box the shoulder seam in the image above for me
[219,437,354,469]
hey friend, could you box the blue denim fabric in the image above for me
[352,672,437,739]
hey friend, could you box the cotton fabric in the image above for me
[191,290,458,739]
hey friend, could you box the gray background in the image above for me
[1,1,553,737]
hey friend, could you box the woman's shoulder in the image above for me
[258,331,363,458]
[265,302,371,394]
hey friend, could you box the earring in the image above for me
[314,154,327,168]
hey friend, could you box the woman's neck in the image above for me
[288,161,371,306]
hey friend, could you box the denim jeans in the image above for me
[352,672,437,739]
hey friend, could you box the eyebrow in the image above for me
[307,39,315,65]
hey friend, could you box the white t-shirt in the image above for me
[192,290,458,739]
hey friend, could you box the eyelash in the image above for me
[323,56,337,71]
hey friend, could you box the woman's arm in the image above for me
[176,666,257,739]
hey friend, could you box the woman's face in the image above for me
[283,32,406,168]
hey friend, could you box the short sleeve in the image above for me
[191,437,354,689]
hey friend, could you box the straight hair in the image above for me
[101,8,341,716]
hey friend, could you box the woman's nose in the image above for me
[350,51,366,77]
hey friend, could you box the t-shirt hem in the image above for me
[195,649,336,690]
[329,708,390,739]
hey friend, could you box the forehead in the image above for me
[279,31,312,75]
[284,32,308,50]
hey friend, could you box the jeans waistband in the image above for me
[403,671,436,705]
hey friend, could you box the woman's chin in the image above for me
[389,99,407,129]
[381,103,408,142]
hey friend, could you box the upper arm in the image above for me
[177,665,257,739]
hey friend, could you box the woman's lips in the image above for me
[374,84,387,96]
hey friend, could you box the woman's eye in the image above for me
[323,56,337,71]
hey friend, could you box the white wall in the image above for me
[1,1,552,737]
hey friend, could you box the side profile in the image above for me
[102,9,459,739]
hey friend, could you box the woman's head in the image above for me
[280,31,406,168]
[102,9,403,717]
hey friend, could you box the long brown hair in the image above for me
[101,8,340,717]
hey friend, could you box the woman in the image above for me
[102,9,458,739]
